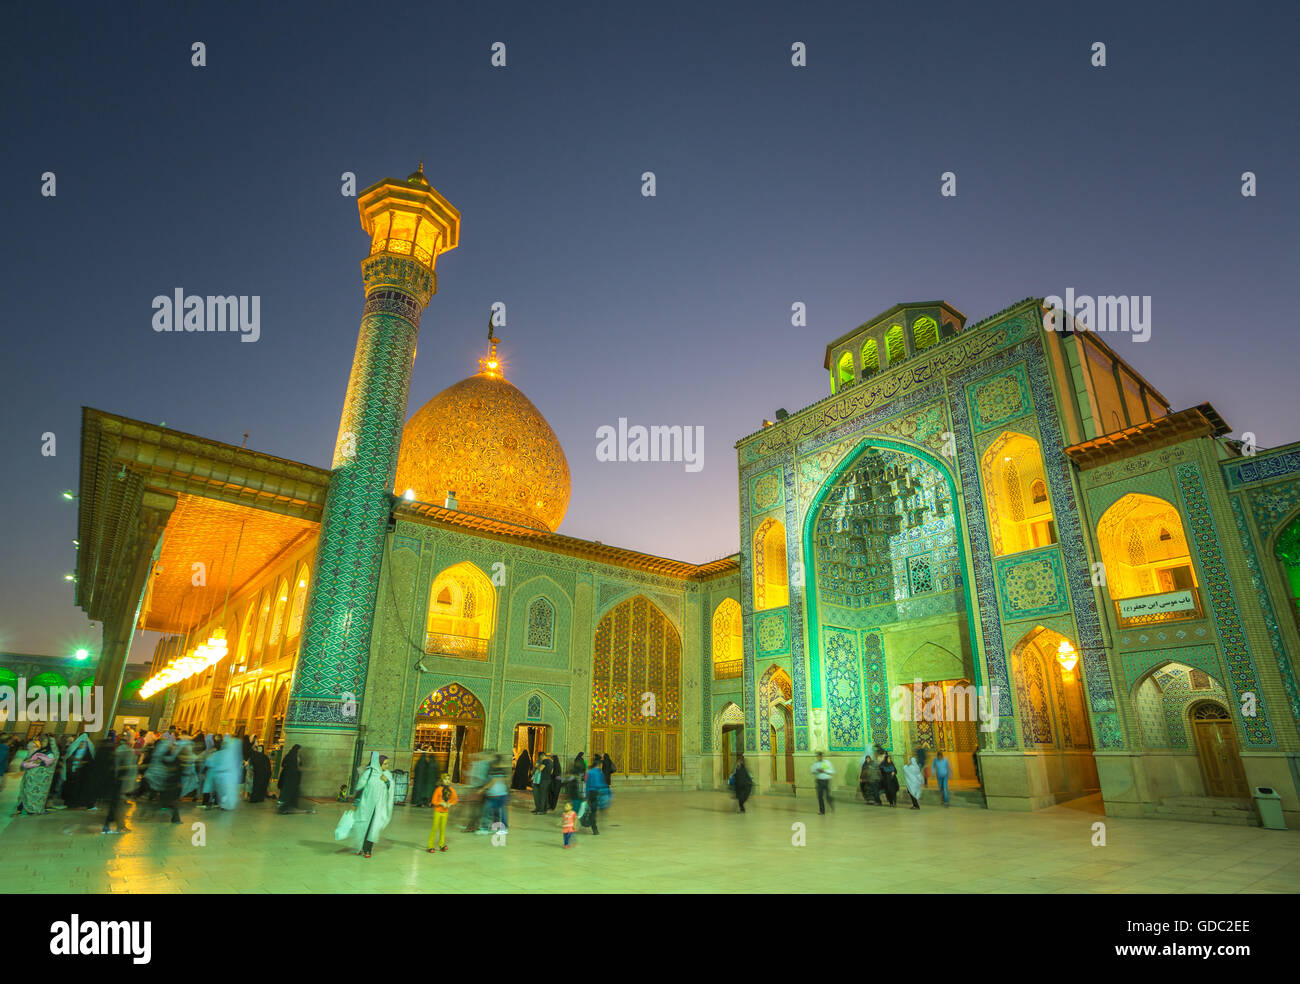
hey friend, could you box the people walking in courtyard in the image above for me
[480,755,510,834]
[208,734,243,810]
[584,757,609,834]
[248,743,272,803]
[561,800,578,848]
[532,755,552,814]
[411,752,434,808]
[277,744,307,814]
[879,753,899,807]
[157,737,186,824]
[731,753,753,813]
[352,752,395,857]
[811,751,835,814]
[902,756,923,810]
[573,751,586,774]
[427,772,458,852]
[61,733,96,809]
[100,732,136,835]
[860,753,882,805]
[915,746,929,787]
[511,748,532,791]
[933,750,951,806]
[16,737,58,815]
[601,752,615,789]
[547,754,563,811]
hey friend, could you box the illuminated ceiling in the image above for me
[140,494,317,633]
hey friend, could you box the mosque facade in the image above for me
[72,168,1300,826]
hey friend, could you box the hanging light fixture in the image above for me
[1056,639,1079,674]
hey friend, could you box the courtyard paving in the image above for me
[3,785,1298,894]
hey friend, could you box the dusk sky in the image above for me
[2,0,1297,658]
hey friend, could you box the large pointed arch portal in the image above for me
[801,438,982,754]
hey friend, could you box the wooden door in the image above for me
[1192,702,1248,798]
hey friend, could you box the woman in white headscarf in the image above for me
[351,752,395,858]
[902,756,924,810]
[204,735,243,810]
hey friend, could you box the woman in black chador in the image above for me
[277,744,304,813]
[412,753,434,807]
[249,743,272,803]
[510,749,532,791]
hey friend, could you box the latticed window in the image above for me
[753,517,788,610]
[911,315,939,352]
[983,433,1056,556]
[589,595,680,775]
[712,598,743,679]
[526,597,555,649]
[885,324,906,364]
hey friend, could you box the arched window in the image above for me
[1275,514,1300,634]
[287,565,309,640]
[1096,493,1198,603]
[236,602,254,668]
[981,432,1057,556]
[426,562,497,659]
[860,339,879,378]
[252,589,272,665]
[525,597,555,649]
[911,315,939,352]
[885,324,906,364]
[589,595,681,775]
[753,518,788,610]
[836,351,855,389]
[712,598,743,679]
[268,577,290,651]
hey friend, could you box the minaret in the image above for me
[284,165,459,788]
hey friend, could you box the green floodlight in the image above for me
[61,490,76,500]
[64,574,75,582]
[74,648,89,660]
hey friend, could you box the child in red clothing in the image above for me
[561,801,578,848]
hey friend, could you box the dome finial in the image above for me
[479,313,504,378]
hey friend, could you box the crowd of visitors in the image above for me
[0,727,311,829]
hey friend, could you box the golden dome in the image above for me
[394,339,571,532]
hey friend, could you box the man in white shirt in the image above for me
[811,751,835,814]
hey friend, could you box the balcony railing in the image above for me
[425,632,489,661]
[714,659,743,680]
[1113,588,1203,628]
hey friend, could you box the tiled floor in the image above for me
[3,783,1298,893]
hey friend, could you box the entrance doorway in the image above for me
[770,702,795,785]
[1191,701,1249,798]
[900,679,980,782]
[721,723,744,779]
[513,723,551,765]
[414,683,486,783]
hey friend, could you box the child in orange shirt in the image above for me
[561,801,578,849]
[427,774,459,853]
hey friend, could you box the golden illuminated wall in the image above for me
[152,533,317,742]
[712,598,743,679]
[982,432,1057,556]
[590,595,680,775]
[753,517,788,610]
[425,562,497,659]
[1096,493,1197,599]
[1011,626,1092,750]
